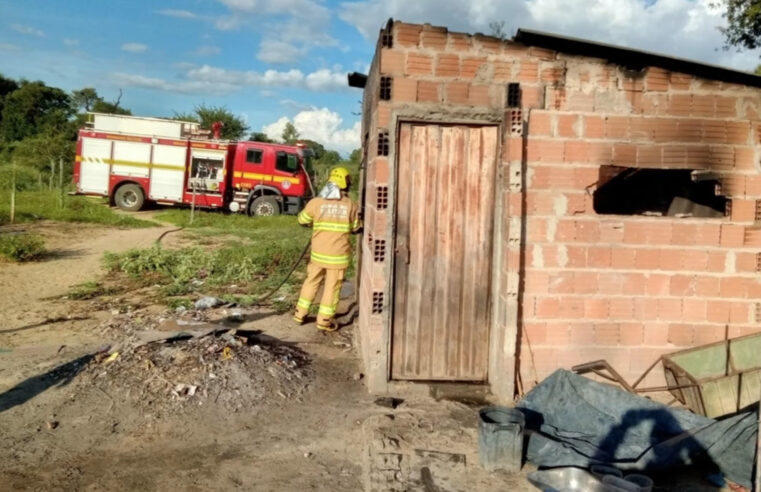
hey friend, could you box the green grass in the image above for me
[67,280,121,300]
[0,190,156,227]
[0,232,46,262]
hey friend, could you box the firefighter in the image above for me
[293,167,361,331]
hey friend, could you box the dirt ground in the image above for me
[0,217,537,492]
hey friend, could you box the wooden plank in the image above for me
[418,125,440,378]
[431,127,452,377]
[391,124,412,379]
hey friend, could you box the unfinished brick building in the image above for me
[351,20,761,402]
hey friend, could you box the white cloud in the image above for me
[257,40,307,64]
[194,45,221,56]
[214,0,335,63]
[0,43,21,52]
[121,42,148,53]
[111,65,348,95]
[262,108,361,154]
[339,0,761,71]
[63,38,79,47]
[157,9,200,19]
[11,24,44,37]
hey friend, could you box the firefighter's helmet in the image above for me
[328,167,351,190]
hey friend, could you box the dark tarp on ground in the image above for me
[516,370,758,489]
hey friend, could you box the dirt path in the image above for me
[0,217,173,331]
[0,218,538,492]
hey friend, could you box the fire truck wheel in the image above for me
[250,196,280,216]
[114,183,145,211]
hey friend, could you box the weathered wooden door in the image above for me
[392,123,498,381]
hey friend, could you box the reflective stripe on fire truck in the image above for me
[75,155,185,172]
[232,171,300,185]
[310,251,350,267]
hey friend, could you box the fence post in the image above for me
[58,157,64,208]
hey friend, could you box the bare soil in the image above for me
[0,218,537,492]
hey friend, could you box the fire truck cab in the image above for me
[72,113,312,216]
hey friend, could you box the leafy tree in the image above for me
[249,131,274,143]
[0,74,18,98]
[91,99,131,115]
[71,88,99,112]
[299,139,325,159]
[282,121,299,144]
[489,21,508,40]
[0,81,72,142]
[317,150,341,166]
[348,148,361,165]
[173,104,249,140]
[718,1,761,50]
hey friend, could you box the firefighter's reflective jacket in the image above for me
[297,196,360,269]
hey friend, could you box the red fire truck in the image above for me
[72,113,313,215]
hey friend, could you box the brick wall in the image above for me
[358,20,761,398]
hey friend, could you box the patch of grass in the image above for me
[67,280,121,300]
[104,232,309,302]
[0,233,46,262]
[154,209,304,237]
[0,190,155,228]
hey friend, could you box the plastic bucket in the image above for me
[478,406,525,472]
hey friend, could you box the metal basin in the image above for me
[527,467,610,492]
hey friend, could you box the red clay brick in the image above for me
[668,324,694,346]
[707,252,727,272]
[527,139,565,163]
[669,94,692,116]
[721,277,749,298]
[493,60,513,81]
[670,275,696,296]
[583,115,605,139]
[569,323,596,344]
[658,299,682,321]
[564,141,588,163]
[566,246,587,268]
[445,82,469,104]
[528,113,551,136]
[421,29,447,49]
[529,46,556,60]
[735,147,756,170]
[726,121,751,145]
[379,49,405,75]
[637,145,661,167]
[671,224,697,246]
[417,81,439,103]
[595,323,621,345]
[620,323,645,345]
[448,33,471,51]
[695,276,721,296]
[610,299,635,319]
[557,114,579,138]
[635,298,660,321]
[694,325,726,345]
[377,104,390,128]
[548,272,574,294]
[613,144,637,164]
[406,53,432,75]
[659,249,683,271]
[573,272,598,294]
[559,298,585,318]
[395,23,422,46]
[707,301,731,323]
[435,54,460,77]
[392,78,417,102]
[646,274,671,295]
[622,273,647,295]
[692,95,715,117]
[461,56,487,78]
[585,299,609,319]
[600,222,625,243]
[635,249,660,270]
[535,297,560,318]
[587,246,612,268]
[730,302,752,324]
[716,96,738,118]
[644,323,669,345]
[720,224,745,247]
[605,116,630,139]
[646,68,670,92]
[681,250,709,271]
[474,35,501,53]
[682,299,707,322]
[518,61,538,83]
[598,273,624,295]
[747,176,761,196]
[670,72,692,90]
[731,199,756,222]
[523,322,547,344]
[469,85,491,106]
[521,86,544,109]
[735,252,757,272]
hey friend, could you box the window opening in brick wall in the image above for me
[381,31,393,48]
[510,109,523,136]
[377,185,389,210]
[378,131,389,156]
[380,77,392,101]
[507,83,521,108]
[372,292,384,314]
[593,166,727,218]
[373,239,386,262]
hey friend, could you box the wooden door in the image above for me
[392,123,498,381]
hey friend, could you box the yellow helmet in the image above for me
[328,167,350,190]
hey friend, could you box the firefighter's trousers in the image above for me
[295,262,344,327]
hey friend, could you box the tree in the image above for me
[71,88,99,112]
[348,148,361,166]
[489,21,508,40]
[174,104,249,140]
[719,1,761,50]
[0,81,72,142]
[282,121,299,144]
[249,131,274,142]
[299,139,325,159]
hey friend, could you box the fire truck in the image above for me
[72,113,313,216]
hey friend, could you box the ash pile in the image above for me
[78,312,312,417]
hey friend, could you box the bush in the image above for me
[0,233,46,261]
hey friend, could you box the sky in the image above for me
[0,0,759,154]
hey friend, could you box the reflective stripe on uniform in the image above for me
[310,251,349,266]
[313,221,351,233]
[318,305,335,316]
[297,210,313,225]
[351,219,361,232]
[297,297,312,309]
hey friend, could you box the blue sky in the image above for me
[1,0,759,153]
